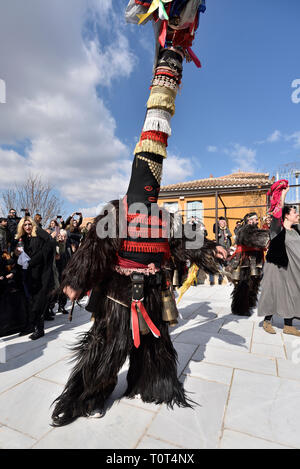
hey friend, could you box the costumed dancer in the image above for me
[52,0,227,427]
[226,212,269,316]
[258,182,300,336]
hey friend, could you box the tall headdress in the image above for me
[120,0,207,267]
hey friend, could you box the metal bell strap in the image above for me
[130,273,161,348]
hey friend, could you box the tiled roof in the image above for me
[82,217,95,226]
[160,171,272,192]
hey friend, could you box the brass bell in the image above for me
[250,257,260,277]
[172,269,180,287]
[231,266,241,282]
[130,305,150,336]
[161,289,179,327]
[250,266,261,277]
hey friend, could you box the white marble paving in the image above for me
[1,284,300,449]
[0,425,37,449]
[33,403,155,449]
[220,429,292,449]
[146,375,229,449]
[252,327,284,346]
[225,370,300,448]
[136,435,182,449]
[193,345,277,375]
[277,358,300,381]
[251,343,286,359]
[183,361,233,386]
[0,377,63,440]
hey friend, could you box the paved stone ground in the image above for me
[1,284,300,449]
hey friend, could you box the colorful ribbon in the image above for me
[138,0,172,24]
[131,300,161,348]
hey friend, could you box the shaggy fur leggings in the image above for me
[51,282,191,426]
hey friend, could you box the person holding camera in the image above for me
[62,212,83,255]
[34,213,43,228]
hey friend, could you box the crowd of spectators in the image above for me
[0,209,91,340]
[0,207,274,339]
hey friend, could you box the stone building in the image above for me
[158,171,274,239]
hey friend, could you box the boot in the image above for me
[58,306,68,315]
[283,325,300,337]
[29,316,45,340]
[29,328,45,340]
[263,320,276,334]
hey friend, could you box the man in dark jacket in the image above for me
[210,217,232,285]
[6,209,21,249]
[0,218,8,252]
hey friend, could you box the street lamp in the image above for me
[295,170,300,205]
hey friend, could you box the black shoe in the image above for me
[58,307,68,315]
[29,330,45,340]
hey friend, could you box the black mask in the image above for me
[126,152,163,209]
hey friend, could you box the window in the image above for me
[163,202,179,214]
[186,201,203,221]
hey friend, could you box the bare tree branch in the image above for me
[0,173,64,226]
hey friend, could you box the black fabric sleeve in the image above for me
[269,216,282,241]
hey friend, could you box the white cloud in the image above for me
[226,144,257,172]
[255,129,282,145]
[162,154,194,185]
[267,130,282,142]
[207,145,218,153]
[0,0,136,205]
[285,131,300,148]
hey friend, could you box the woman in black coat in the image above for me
[16,217,54,340]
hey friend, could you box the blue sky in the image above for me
[0,0,299,218]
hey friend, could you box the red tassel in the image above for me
[159,20,168,48]
[187,47,202,68]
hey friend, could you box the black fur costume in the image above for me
[51,2,219,426]
[227,215,269,316]
[51,201,221,426]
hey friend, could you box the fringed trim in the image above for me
[140,130,168,146]
[121,239,170,256]
[147,86,177,116]
[127,213,167,227]
[143,109,172,136]
[114,265,159,277]
[134,139,167,159]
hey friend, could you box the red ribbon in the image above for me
[186,47,202,68]
[131,300,161,348]
[229,245,266,262]
[159,19,168,48]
